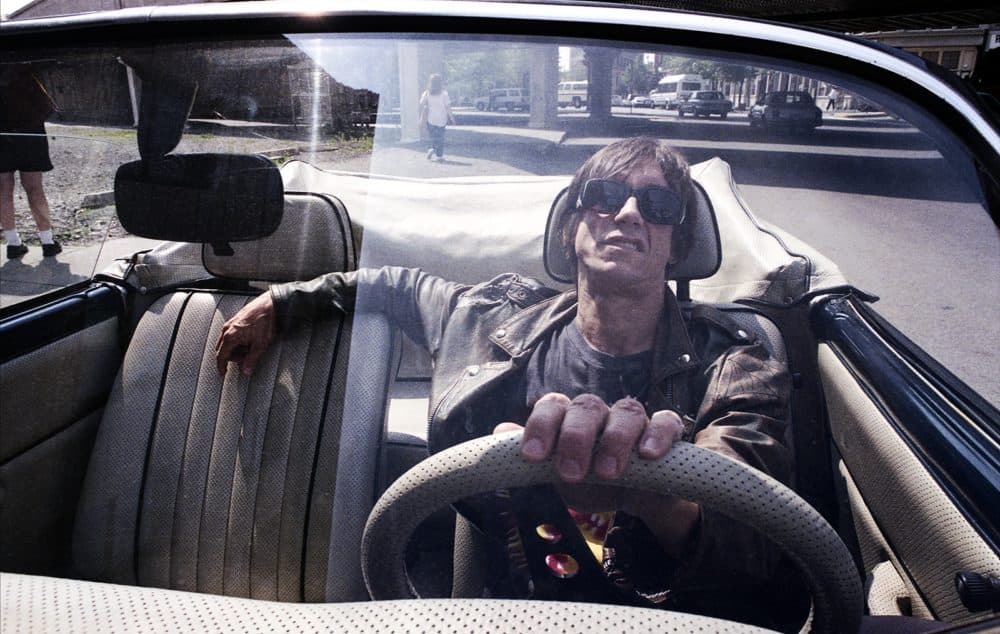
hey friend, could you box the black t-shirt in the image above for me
[522,318,653,409]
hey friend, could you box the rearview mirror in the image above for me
[115,153,283,249]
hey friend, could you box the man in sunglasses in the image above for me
[215,137,794,623]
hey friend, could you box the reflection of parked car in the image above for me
[677,90,732,118]
[749,90,823,132]
[474,88,529,111]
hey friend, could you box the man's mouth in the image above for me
[601,236,644,252]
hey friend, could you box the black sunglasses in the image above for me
[577,178,686,225]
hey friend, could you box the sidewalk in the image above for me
[0,236,159,309]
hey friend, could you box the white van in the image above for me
[650,74,704,109]
[557,80,588,108]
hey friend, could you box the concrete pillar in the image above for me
[584,47,615,131]
[398,41,444,143]
[529,45,559,129]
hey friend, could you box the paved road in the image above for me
[321,108,999,405]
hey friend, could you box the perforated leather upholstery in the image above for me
[0,572,776,634]
[72,193,391,602]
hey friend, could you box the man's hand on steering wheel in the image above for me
[494,392,700,555]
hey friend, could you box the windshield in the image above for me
[3,33,993,405]
[1,13,999,632]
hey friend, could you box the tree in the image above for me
[618,55,655,96]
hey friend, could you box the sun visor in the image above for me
[115,153,284,251]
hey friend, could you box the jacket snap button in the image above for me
[467,365,480,376]
[678,354,691,364]
[496,329,506,338]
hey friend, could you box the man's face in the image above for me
[574,160,676,289]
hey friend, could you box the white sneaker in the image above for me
[426,148,435,160]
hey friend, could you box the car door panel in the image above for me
[815,297,1000,625]
[0,284,125,574]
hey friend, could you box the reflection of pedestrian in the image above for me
[419,73,455,163]
[1,66,61,259]
[826,87,839,111]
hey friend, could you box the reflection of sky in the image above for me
[287,35,397,94]
[1,0,33,19]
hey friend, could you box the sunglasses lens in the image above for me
[581,180,627,211]
[579,180,684,225]
[640,188,684,224]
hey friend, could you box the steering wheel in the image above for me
[362,432,862,634]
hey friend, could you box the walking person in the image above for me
[419,73,455,162]
[826,87,839,111]
[1,65,61,259]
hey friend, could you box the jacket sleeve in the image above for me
[604,340,793,604]
[269,266,469,356]
[682,341,792,575]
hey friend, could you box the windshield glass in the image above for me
[2,20,998,631]
[11,33,988,401]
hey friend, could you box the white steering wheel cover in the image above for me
[362,433,862,634]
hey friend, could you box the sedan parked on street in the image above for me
[677,90,732,118]
[628,93,654,108]
[749,90,823,132]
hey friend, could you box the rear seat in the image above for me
[71,192,395,602]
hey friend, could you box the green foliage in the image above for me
[658,55,758,84]
[618,56,656,96]
[446,48,533,102]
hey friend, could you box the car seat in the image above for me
[71,191,396,602]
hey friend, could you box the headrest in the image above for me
[203,193,355,282]
[543,180,722,283]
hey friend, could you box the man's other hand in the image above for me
[215,292,277,376]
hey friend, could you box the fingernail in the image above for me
[597,455,618,477]
[641,437,662,454]
[560,458,582,480]
[523,438,544,460]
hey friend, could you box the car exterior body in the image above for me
[629,93,654,107]
[650,73,705,109]
[1,2,997,633]
[749,90,824,131]
[475,87,529,111]
[677,90,733,118]
[558,80,589,108]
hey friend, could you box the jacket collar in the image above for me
[489,284,699,378]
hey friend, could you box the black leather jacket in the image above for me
[272,266,794,607]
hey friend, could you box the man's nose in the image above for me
[613,195,643,224]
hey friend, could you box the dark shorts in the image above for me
[0,126,53,173]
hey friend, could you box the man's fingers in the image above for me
[594,397,647,479]
[521,393,570,462]
[554,394,610,482]
[493,422,523,435]
[638,410,685,460]
[215,328,240,375]
[240,344,265,377]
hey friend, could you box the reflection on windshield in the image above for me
[1,34,996,408]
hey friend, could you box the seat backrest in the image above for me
[72,193,393,602]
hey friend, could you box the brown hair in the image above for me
[426,73,443,96]
[558,137,694,278]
